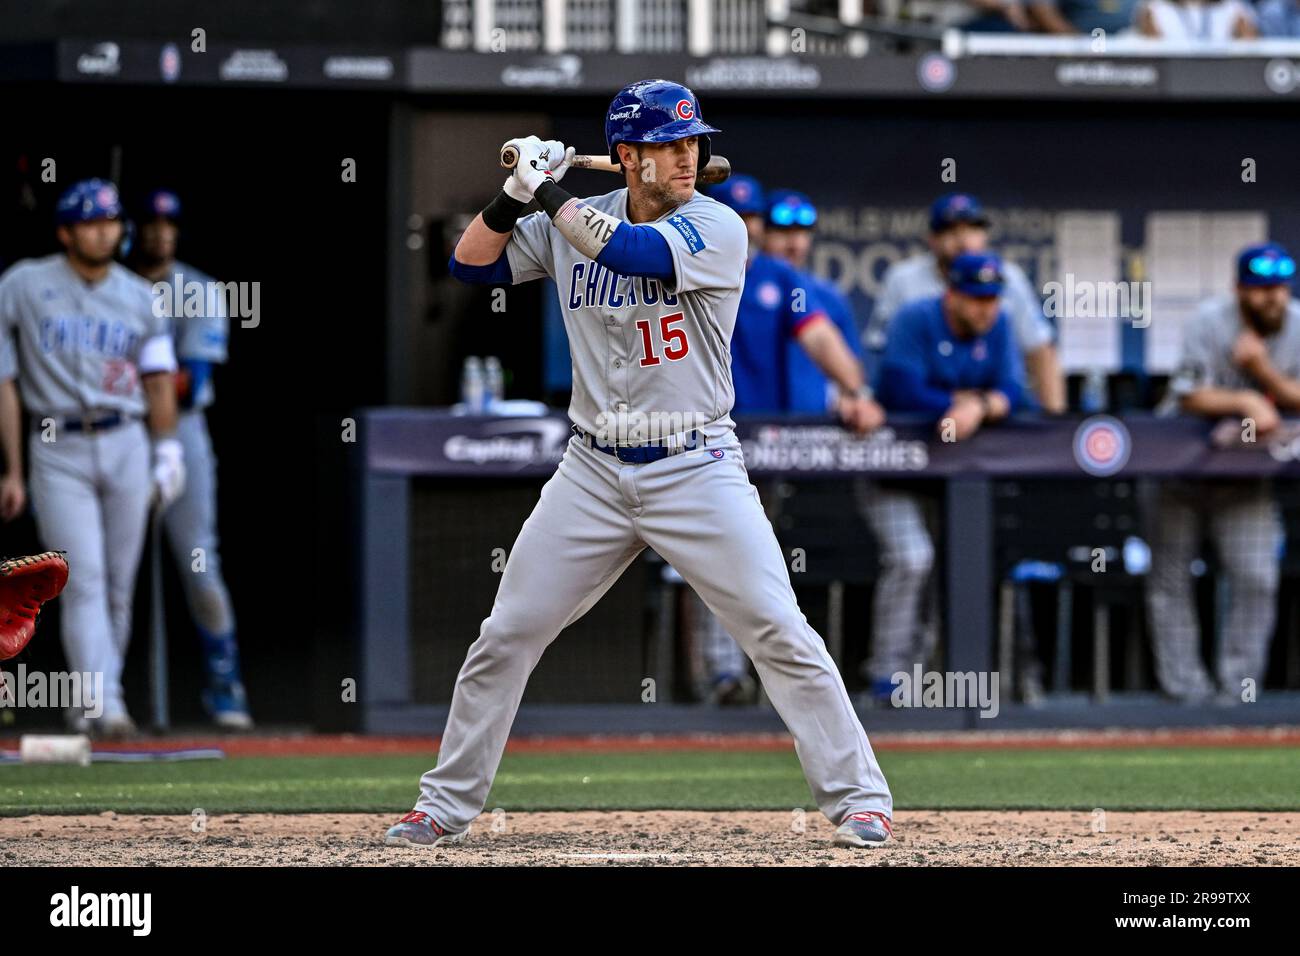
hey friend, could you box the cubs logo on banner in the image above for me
[1073,415,1131,477]
[675,99,695,120]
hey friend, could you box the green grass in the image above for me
[1,747,1297,815]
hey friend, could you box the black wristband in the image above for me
[534,180,574,219]
[481,190,529,234]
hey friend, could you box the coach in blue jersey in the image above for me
[698,174,881,705]
[706,175,879,428]
[870,193,1064,414]
[859,254,1024,703]
[762,189,865,414]
[877,253,1024,434]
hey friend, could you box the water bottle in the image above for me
[1081,367,1108,414]
[484,356,504,413]
[461,356,485,413]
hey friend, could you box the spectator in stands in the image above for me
[763,189,871,415]
[1256,0,1300,36]
[1135,0,1258,40]
[869,193,1065,414]
[1025,0,1141,35]
[901,0,1034,31]
[862,254,1026,703]
[1147,242,1300,704]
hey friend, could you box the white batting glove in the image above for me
[151,437,186,510]
[501,136,570,202]
[543,140,577,185]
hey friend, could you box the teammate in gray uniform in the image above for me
[385,79,893,850]
[0,179,183,737]
[1148,241,1300,703]
[128,189,251,730]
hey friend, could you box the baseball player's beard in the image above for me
[1243,299,1287,335]
[642,176,689,207]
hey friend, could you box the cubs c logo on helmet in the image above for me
[675,99,695,121]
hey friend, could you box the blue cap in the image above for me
[143,189,181,221]
[1237,242,1296,286]
[55,178,123,225]
[930,193,989,233]
[767,189,817,228]
[706,174,766,216]
[947,253,1004,296]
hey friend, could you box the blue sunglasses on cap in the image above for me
[769,203,816,228]
[1247,255,1296,279]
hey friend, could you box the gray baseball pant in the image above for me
[415,432,892,831]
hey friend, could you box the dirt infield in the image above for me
[3,809,1297,866]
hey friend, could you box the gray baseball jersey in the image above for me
[1148,293,1296,698]
[1165,295,1300,405]
[867,252,1053,356]
[156,260,229,409]
[507,187,747,441]
[0,254,176,415]
[0,253,176,727]
[408,183,893,837]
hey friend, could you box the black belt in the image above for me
[53,413,140,435]
[572,424,705,464]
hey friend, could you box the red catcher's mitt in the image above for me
[0,551,69,661]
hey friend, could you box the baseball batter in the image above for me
[385,79,893,849]
[128,189,250,730]
[0,179,183,737]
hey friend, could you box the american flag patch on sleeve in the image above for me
[558,199,586,224]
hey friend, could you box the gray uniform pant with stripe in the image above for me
[855,481,937,683]
[162,410,235,636]
[416,432,892,831]
[1145,480,1281,697]
[28,421,151,721]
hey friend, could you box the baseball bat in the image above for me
[499,145,731,186]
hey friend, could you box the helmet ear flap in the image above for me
[699,135,711,169]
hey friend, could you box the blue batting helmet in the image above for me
[606,78,719,168]
[142,188,182,221]
[705,174,766,216]
[56,178,123,225]
[767,190,817,229]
